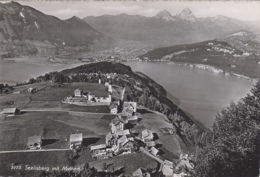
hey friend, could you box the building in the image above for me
[122,101,137,116]
[150,147,159,156]
[1,108,20,116]
[28,87,37,93]
[110,118,124,134]
[142,129,154,142]
[110,103,118,114]
[27,136,42,150]
[74,89,83,97]
[162,160,174,177]
[70,133,83,150]
[117,135,129,148]
[90,144,107,152]
[88,94,111,103]
[116,129,130,137]
[90,144,107,159]
[106,132,117,147]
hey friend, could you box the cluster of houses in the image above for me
[88,101,162,161]
[89,102,138,160]
[63,82,113,105]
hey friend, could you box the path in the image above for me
[0,149,71,154]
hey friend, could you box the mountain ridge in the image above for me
[0,1,113,58]
[84,8,254,46]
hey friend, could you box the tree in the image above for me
[193,80,260,177]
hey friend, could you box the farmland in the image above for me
[0,77,184,176]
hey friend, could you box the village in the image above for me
[0,72,194,177]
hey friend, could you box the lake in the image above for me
[125,61,254,128]
[0,60,83,85]
[0,60,254,127]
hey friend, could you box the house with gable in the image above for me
[110,117,124,134]
[142,129,154,142]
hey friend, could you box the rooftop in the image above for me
[90,144,106,151]
[70,133,83,142]
[27,136,41,145]
[2,108,18,114]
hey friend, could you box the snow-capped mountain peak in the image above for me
[177,8,197,23]
[155,10,175,22]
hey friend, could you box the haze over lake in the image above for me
[126,61,254,128]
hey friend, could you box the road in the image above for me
[20,108,117,115]
[0,149,71,154]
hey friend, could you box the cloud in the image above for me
[51,8,81,19]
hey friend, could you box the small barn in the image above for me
[74,89,83,97]
[70,133,83,150]
[142,129,154,142]
[1,108,20,116]
[27,136,42,150]
[28,87,37,93]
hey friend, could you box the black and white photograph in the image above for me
[0,0,259,176]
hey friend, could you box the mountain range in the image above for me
[0,1,259,60]
[0,1,112,58]
[84,8,258,47]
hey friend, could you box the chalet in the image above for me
[110,118,124,134]
[150,147,159,156]
[146,141,156,147]
[109,103,118,114]
[28,87,37,93]
[122,102,137,116]
[90,144,106,151]
[1,108,20,116]
[142,129,154,142]
[162,160,174,177]
[90,144,107,160]
[88,94,111,103]
[27,136,42,150]
[117,135,129,148]
[116,129,130,137]
[128,115,138,123]
[70,133,83,150]
[74,89,83,97]
[106,132,117,147]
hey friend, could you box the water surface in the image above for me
[126,61,254,127]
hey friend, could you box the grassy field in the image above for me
[89,153,158,176]
[0,82,110,112]
[0,111,116,151]
[133,109,181,160]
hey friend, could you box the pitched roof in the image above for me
[150,147,159,156]
[142,129,153,139]
[90,144,106,151]
[27,136,41,145]
[146,141,156,147]
[116,129,130,136]
[2,108,18,114]
[70,133,83,142]
[118,135,129,146]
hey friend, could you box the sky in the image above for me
[1,0,260,21]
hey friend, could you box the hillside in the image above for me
[36,62,205,147]
[193,80,260,177]
[139,39,260,78]
[0,1,113,59]
[0,62,206,176]
[84,9,255,47]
